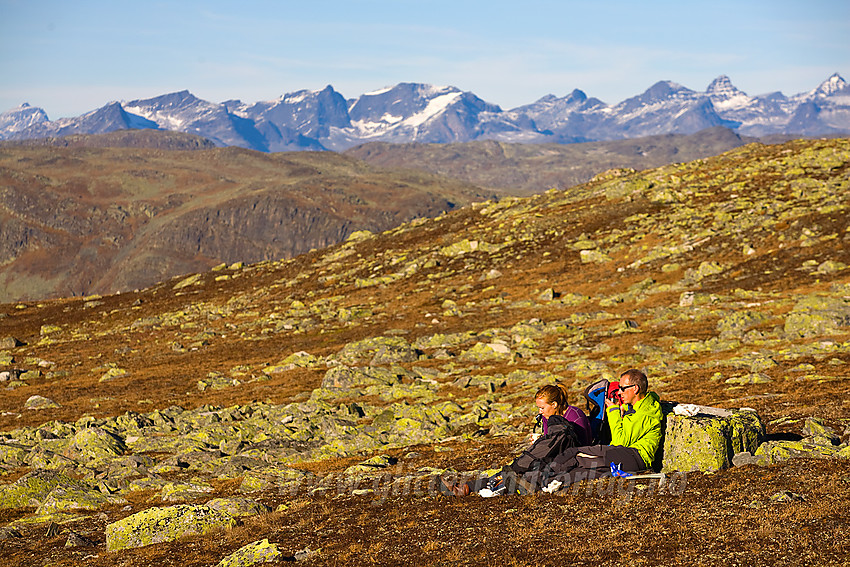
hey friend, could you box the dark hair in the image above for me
[620,369,648,395]
[535,383,570,413]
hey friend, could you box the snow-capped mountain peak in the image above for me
[810,73,847,98]
[0,103,50,133]
[706,75,753,111]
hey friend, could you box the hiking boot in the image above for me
[478,479,507,497]
[438,478,470,497]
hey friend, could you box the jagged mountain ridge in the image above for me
[2,74,848,151]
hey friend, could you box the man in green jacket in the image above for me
[530,369,663,490]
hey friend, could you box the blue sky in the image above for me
[1,0,848,119]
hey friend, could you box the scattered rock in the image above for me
[0,337,24,349]
[770,490,804,503]
[217,539,283,566]
[784,295,850,338]
[295,547,320,561]
[65,530,97,548]
[24,395,61,410]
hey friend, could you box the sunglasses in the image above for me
[618,384,637,392]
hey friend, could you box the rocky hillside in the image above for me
[0,133,497,302]
[0,138,849,566]
[345,126,751,194]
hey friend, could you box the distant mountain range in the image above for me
[1,74,848,152]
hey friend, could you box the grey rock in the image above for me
[0,526,23,540]
[24,395,61,410]
[0,337,24,349]
[65,530,97,548]
[732,451,762,467]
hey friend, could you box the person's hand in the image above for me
[604,397,618,410]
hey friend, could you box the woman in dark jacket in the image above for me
[440,383,583,497]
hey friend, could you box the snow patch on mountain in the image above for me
[404,91,462,128]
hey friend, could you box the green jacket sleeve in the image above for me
[605,392,663,467]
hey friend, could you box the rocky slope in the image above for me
[0,134,497,302]
[0,138,848,566]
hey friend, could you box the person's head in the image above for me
[535,383,570,418]
[618,369,648,405]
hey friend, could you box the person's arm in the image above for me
[606,399,626,444]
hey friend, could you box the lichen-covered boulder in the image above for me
[105,504,236,551]
[64,427,126,465]
[752,417,845,465]
[440,239,499,257]
[716,310,770,339]
[37,482,126,514]
[460,342,510,361]
[160,481,215,502]
[753,438,843,464]
[0,443,29,467]
[579,249,612,264]
[216,539,282,567]
[784,295,850,338]
[239,468,311,493]
[321,365,404,389]
[661,405,763,472]
[206,497,272,518]
[344,455,397,475]
[336,336,419,365]
[24,395,60,410]
[0,470,80,509]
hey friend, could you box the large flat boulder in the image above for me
[660,404,763,472]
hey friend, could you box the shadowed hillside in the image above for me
[0,129,217,151]
[0,138,498,302]
[345,126,752,194]
[0,138,848,566]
